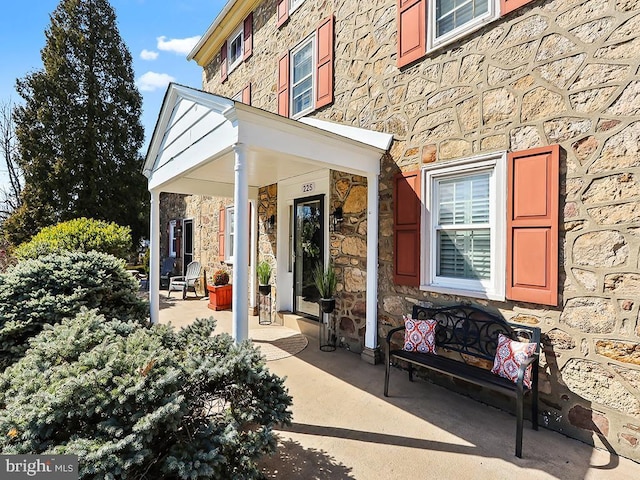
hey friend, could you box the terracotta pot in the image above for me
[207,284,232,311]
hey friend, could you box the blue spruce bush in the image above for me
[0,310,292,479]
[0,250,148,370]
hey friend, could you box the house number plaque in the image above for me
[301,182,315,193]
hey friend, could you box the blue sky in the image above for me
[0,0,228,186]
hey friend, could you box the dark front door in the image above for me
[183,219,193,274]
[294,195,324,318]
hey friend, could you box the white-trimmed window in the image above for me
[227,24,243,73]
[291,36,314,118]
[422,152,506,300]
[225,205,235,263]
[169,220,178,258]
[429,0,497,50]
[290,0,307,13]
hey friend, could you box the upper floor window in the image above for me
[277,0,308,26]
[220,13,253,82]
[291,37,314,117]
[228,25,244,73]
[430,0,495,49]
[435,0,490,37]
[398,0,535,67]
[290,0,307,12]
[277,15,334,118]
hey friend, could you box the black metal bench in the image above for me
[384,304,541,458]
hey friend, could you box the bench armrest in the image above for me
[516,354,538,389]
[386,325,406,346]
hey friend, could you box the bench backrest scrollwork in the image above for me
[412,305,541,363]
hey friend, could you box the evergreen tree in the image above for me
[5,0,148,246]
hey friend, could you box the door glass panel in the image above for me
[183,220,194,274]
[294,197,323,318]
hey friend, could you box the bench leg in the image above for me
[516,385,524,458]
[408,364,414,382]
[384,352,390,397]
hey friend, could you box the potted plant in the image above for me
[314,262,337,314]
[207,268,232,311]
[257,261,272,296]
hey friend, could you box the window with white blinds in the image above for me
[422,153,506,301]
[436,173,490,280]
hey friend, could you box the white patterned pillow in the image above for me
[403,314,437,354]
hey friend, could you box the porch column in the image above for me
[232,143,249,342]
[149,189,161,324]
[361,173,381,364]
[249,199,257,313]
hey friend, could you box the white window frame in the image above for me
[289,0,307,14]
[168,220,177,258]
[427,0,497,52]
[227,24,244,74]
[225,205,235,263]
[421,152,506,301]
[290,35,315,119]
[231,90,243,101]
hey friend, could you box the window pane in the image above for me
[438,173,489,225]
[436,0,489,37]
[292,77,312,114]
[228,208,235,258]
[292,44,312,83]
[438,229,490,279]
[229,34,242,64]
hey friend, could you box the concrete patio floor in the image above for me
[158,294,640,480]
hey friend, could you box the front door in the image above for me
[182,219,193,274]
[293,195,324,318]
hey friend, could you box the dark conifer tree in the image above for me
[5,0,148,246]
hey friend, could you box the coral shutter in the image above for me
[394,170,421,286]
[243,13,253,60]
[220,41,228,82]
[507,145,559,306]
[397,0,426,68]
[501,0,535,15]
[315,15,334,109]
[277,0,289,27]
[242,83,251,105]
[218,207,225,262]
[277,52,290,117]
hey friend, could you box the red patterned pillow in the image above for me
[403,315,437,354]
[491,333,537,388]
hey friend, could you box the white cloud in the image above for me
[140,49,159,61]
[156,35,201,55]
[136,71,176,92]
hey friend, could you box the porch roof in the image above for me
[143,83,393,197]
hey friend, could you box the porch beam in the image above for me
[362,173,380,364]
[232,143,249,342]
[149,189,161,324]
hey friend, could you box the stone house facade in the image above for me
[156,0,640,460]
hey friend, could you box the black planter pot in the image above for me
[319,297,335,314]
[258,284,271,295]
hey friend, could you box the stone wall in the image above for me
[198,0,640,459]
[330,171,369,352]
[258,184,277,315]
[160,192,233,293]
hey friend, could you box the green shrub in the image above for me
[0,251,148,370]
[14,217,132,260]
[0,310,292,479]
